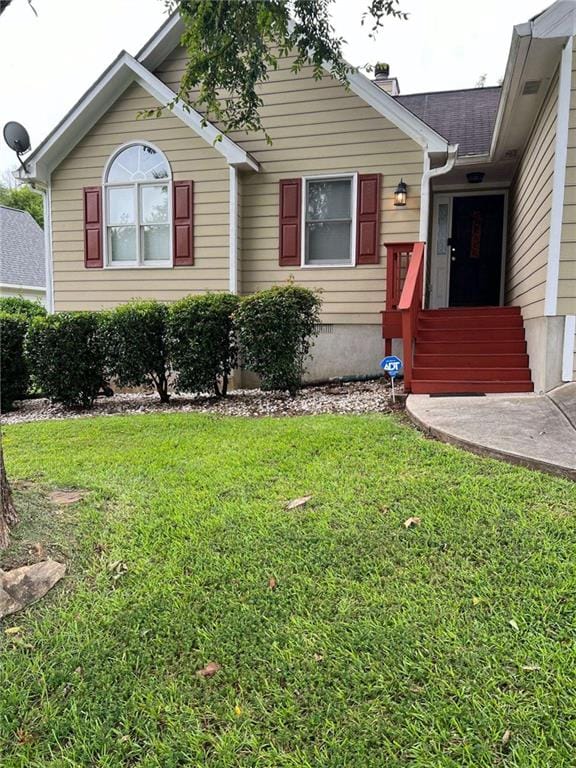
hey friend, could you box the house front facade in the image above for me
[19,1,576,393]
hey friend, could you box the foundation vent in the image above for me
[315,323,334,335]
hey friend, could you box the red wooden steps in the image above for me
[411,380,534,394]
[411,306,533,395]
[414,353,529,368]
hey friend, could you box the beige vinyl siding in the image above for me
[559,38,576,317]
[507,69,559,319]
[156,48,424,325]
[51,82,229,311]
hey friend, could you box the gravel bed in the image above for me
[2,379,403,425]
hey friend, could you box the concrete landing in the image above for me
[407,384,576,479]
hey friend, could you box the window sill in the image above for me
[104,262,174,270]
[301,262,356,269]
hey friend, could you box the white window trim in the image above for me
[300,172,358,269]
[102,141,173,269]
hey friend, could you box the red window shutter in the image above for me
[356,173,381,265]
[173,180,194,266]
[279,178,301,266]
[83,186,103,268]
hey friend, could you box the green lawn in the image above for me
[1,413,576,767]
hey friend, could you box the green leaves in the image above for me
[25,312,107,407]
[163,0,406,142]
[101,300,171,403]
[236,284,321,394]
[0,313,29,412]
[168,292,241,397]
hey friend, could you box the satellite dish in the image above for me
[3,121,31,154]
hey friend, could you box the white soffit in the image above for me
[139,13,448,153]
[491,1,576,162]
[20,51,258,184]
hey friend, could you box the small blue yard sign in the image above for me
[380,355,402,378]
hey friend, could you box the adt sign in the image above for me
[380,355,402,378]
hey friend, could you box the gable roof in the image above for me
[0,206,45,289]
[138,12,449,154]
[19,52,259,185]
[395,86,502,157]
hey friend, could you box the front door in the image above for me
[448,194,504,306]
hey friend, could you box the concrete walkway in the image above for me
[407,384,576,479]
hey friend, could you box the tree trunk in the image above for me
[0,437,17,550]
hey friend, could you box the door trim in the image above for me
[429,189,508,308]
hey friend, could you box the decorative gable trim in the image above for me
[19,51,258,185]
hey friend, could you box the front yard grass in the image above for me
[1,413,575,767]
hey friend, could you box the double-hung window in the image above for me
[304,175,355,266]
[104,143,172,267]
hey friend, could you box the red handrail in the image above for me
[397,241,425,392]
[385,242,415,311]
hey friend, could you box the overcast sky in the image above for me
[0,0,547,177]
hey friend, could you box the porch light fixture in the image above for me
[466,171,485,184]
[394,179,407,206]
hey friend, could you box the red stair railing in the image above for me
[382,242,417,355]
[397,241,425,393]
[386,242,414,311]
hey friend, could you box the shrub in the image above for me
[0,313,29,411]
[101,300,171,402]
[26,312,106,407]
[0,296,46,320]
[169,293,241,397]
[236,285,321,395]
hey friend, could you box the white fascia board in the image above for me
[490,29,531,159]
[343,69,448,152]
[531,1,576,38]
[491,2,576,160]
[20,52,258,185]
[139,14,448,153]
[128,57,259,171]
[0,283,46,292]
[137,11,183,71]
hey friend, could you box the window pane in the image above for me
[107,144,169,182]
[141,185,169,224]
[109,226,136,262]
[108,187,135,225]
[306,221,352,264]
[142,225,170,262]
[307,179,351,221]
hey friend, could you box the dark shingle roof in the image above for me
[395,86,502,156]
[0,206,45,288]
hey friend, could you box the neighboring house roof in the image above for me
[19,52,259,185]
[395,86,502,157]
[0,206,45,289]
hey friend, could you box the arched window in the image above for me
[104,142,172,266]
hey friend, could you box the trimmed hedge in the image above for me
[0,296,46,320]
[102,300,171,402]
[169,293,240,396]
[236,285,321,394]
[26,312,107,407]
[0,313,29,411]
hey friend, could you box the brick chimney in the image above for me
[373,62,400,96]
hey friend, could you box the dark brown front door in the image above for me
[449,194,504,306]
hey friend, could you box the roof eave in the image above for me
[491,1,576,162]
[21,51,259,185]
[139,14,449,154]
